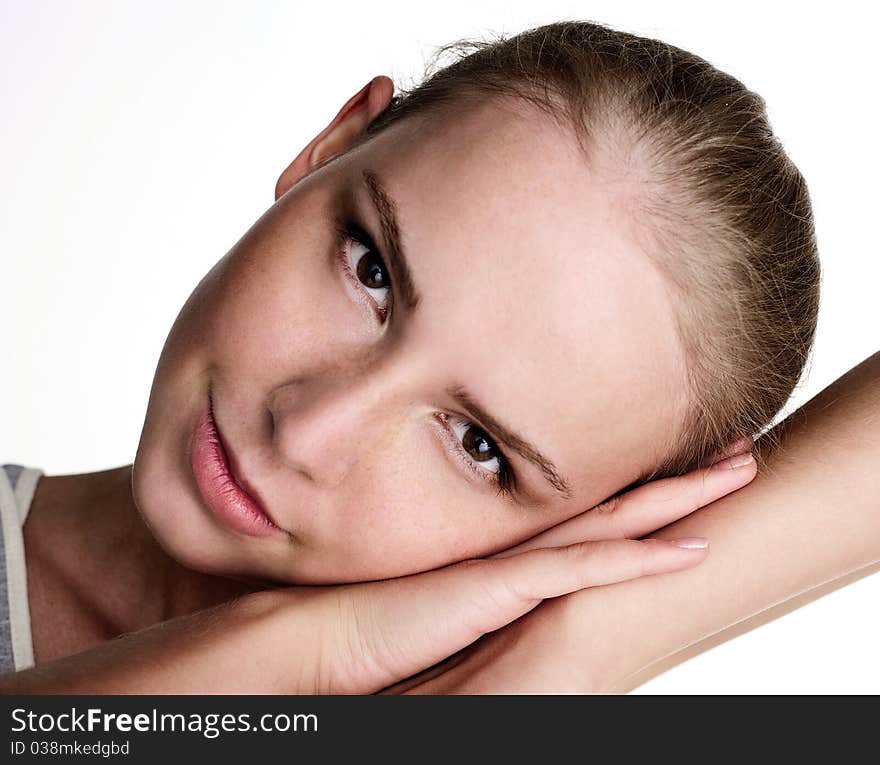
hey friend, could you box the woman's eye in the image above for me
[349,238,392,312]
[434,412,516,499]
[449,417,502,475]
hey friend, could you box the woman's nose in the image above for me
[267,373,394,489]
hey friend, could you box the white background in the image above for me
[1,1,877,693]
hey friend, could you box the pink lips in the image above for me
[191,394,285,538]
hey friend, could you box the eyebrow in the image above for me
[362,169,420,311]
[446,384,573,499]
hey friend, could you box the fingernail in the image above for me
[710,452,754,471]
[668,537,709,550]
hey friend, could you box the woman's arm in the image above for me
[0,515,712,693]
[402,351,880,693]
[0,591,301,693]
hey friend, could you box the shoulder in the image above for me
[0,462,41,672]
[1,464,43,525]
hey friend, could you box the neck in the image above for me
[24,464,257,644]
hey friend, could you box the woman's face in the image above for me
[133,97,687,585]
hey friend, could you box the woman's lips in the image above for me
[190,394,285,538]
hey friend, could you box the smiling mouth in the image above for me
[190,391,286,539]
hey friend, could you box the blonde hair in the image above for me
[357,20,821,480]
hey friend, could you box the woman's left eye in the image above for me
[341,228,392,317]
[439,413,516,498]
[448,416,502,476]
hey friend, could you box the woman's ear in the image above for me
[274,75,394,201]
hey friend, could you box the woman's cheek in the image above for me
[299,440,473,579]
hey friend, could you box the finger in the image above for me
[335,536,708,693]
[492,452,755,557]
[706,437,754,467]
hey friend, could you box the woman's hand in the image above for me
[389,347,880,695]
[380,440,757,694]
[1,526,714,695]
[1,442,753,695]
[295,439,756,694]
[491,438,755,557]
[281,533,710,693]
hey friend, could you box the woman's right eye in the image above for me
[338,223,392,320]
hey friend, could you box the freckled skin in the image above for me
[132,95,687,585]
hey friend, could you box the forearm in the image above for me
[569,350,880,692]
[0,590,314,693]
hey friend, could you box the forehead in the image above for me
[355,99,687,499]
